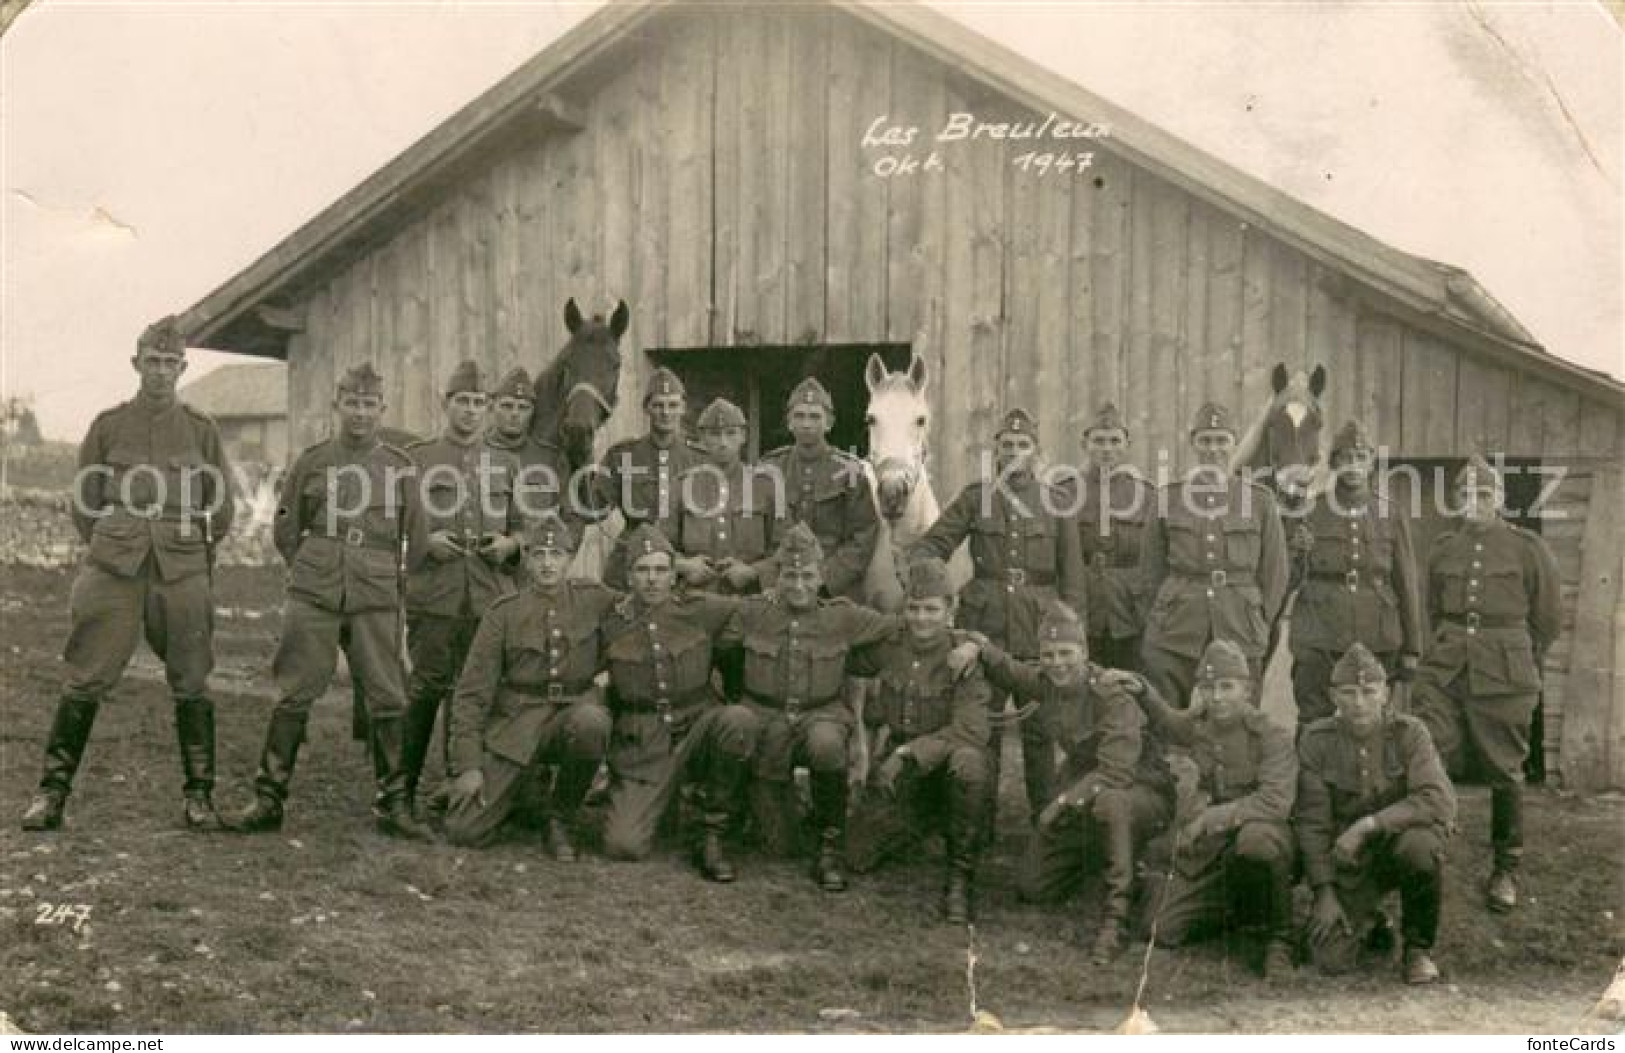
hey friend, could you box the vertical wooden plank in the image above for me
[824,16,890,345]
[626,26,667,402]
[427,200,462,408]
[725,10,786,345]
[1540,385,1581,458]
[371,237,400,430]
[1353,311,1403,450]
[1399,330,1457,453]
[663,11,713,349]
[1269,244,1310,376]
[394,223,432,434]
[1203,210,1245,417]
[951,90,1008,491]
[1579,397,1621,459]
[1238,227,1274,434]
[784,7,828,346]
[886,41,948,359]
[1563,462,1623,790]
[1090,151,1130,452]
[711,12,743,347]
[937,74,977,495]
[1066,157,1097,447]
[1508,373,1548,453]
[1180,199,1209,446]
[1003,117,1042,420]
[552,84,599,324]
[595,52,638,334]
[1124,168,1154,456]
[1454,355,1512,454]
[491,157,522,374]
[1031,165,1074,456]
[1308,264,1356,429]
[515,142,556,372]
[458,180,493,372]
[1147,176,1188,463]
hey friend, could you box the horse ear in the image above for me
[864,353,889,393]
[609,300,630,340]
[564,299,584,335]
[1270,363,1288,394]
[1309,364,1327,397]
[906,351,929,392]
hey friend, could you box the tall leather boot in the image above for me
[174,696,220,831]
[1250,851,1296,979]
[1093,806,1136,962]
[370,714,434,841]
[810,771,848,892]
[20,697,100,831]
[697,752,750,882]
[943,771,986,925]
[1487,785,1523,912]
[398,687,444,811]
[228,708,308,833]
[547,759,598,862]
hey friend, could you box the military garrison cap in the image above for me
[775,522,824,568]
[644,367,686,406]
[1330,419,1374,460]
[1191,402,1234,436]
[444,360,486,397]
[623,523,676,562]
[493,367,535,403]
[1083,402,1128,438]
[697,397,748,432]
[787,377,833,414]
[1330,642,1387,687]
[337,363,386,397]
[137,315,186,356]
[1454,454,1503,493]
[521,512,579,554]
[1038,604,1086,646]
[904,557,955,601]
[1196,639,1251,683]
[996,408,1038,439]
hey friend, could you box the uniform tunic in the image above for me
[64,395,235,701]
[595,433,705,588]
[672,461,785,594]
[485,428,573,525]
[1070,466,1155,667]
[758,442,879,601]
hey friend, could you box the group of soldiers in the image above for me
[21,318,1561,989]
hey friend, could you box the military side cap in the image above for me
[1191,402,1234,435]
[338,362,385,397]
[1038,604,1086,646]
[697,397,748,432]
[904,557,955,600]
[521,511,579,553]
[445,360,486,397]
[775,522,824,568]
[997,408,1038,439]
[1331,419,1374,460]
[137,315,186,355]
[1083,402,1127,437]
[1196,639,1251,683]
[493,367,534,403]
[1330,642,1387,687]
[623,523,676,561]
[1455,453,1502,492]
[787,376,833,414]
[644,367,686,405]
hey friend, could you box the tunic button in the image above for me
[790,621,799,630]
[551,628,562,638]
[549,668,559,677]
[911,661,920,669]
[1471,561,1481,570]
[717,532,728,542]
[652,642,662,652]
[657,681,667,692]
[658,450,669,463]
[1469,579,1479,587]
[1474,543,1483,552]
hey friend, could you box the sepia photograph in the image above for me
[2,0,1622,1038]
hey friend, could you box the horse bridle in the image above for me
[563,379,615,419]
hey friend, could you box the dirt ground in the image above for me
[2,564,1621,1034]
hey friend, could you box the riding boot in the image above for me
[1488,784,1523,911]
[943,770,984,925]
[697,752,749,883]
[1094,806,1137,960]
[20,697,100,831]
[810,772,848,892]
[370,714,433,841]
[1247,850,1295,978]
[174,696,220,831]
[547,759,598,862]
[230,708,308,833]
[399,687,443,810]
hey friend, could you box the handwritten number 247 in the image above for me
[1012,151,1095,175]
[35,902,92,932]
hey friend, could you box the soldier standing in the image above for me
[1299,643,1456,984]
[598,525,758,882]
[964,606,1171,961]
[846,558,994,924]
[399,361,524,812]
[912,408,1087,826]
[229,363,429,839]
[758,377,878,602]
[1129,639,1298,979]
[484,366,573,524]
[672,398,783,595]
[595,367,704,589]
[1288,420,1423,726]
[733,524,902,891]
[22,317,235,832]
[1072,403,1154,671]
[1140,402,1289,708]
[442,513,615,855]
[1411,455,1560,913]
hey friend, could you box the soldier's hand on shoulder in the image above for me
[675,555,715,586]
[947,641,981,679]
[479,534,519,564]
[722,561,759,590]
[428,530,467,562]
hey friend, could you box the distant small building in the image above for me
[180,361,289,468]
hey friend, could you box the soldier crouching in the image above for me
[845,558,992,925]
[1129,639,1297,979]
[1298,643,1457,985]
[442,513,614,854]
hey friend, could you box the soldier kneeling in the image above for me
[1128,639,1297,979]
[1298,643,1457,985]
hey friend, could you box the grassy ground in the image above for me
[1,564,1621,1034]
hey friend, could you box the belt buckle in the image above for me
[344,526,366,546]
[1006,569,1027,587]
[546,683,565,702]
[1209,569,1228,589]
[1345,569,1360,591]
[785,698,802,724]
[130,505,162,520]
[656,699,672,725]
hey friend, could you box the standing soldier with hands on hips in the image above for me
[22,317,235,832]
[1071,403,1154,671]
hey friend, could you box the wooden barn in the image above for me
[172,0,1625,790]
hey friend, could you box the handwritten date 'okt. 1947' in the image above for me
[863,112,1109,179]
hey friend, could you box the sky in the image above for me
[3,0,1620,441]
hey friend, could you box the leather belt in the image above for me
[744,691,840,722]
[1309,569,1387,591]
[976,568,1056,588]
[1089,551,1140,569]
[615,691,712,724]
[306,526,396,551]
[1441,613,1523,634]
[1175,569,1255,588]
[107,506,194,523]
[508,681,594,702]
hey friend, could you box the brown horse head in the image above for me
[531,298,628,472]
[1249,363,1327,510]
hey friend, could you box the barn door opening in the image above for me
[1386,456,1549,784]
[647,344,912,459]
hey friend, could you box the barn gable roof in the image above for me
[173,0,1623,404]
[178,361,287,420]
